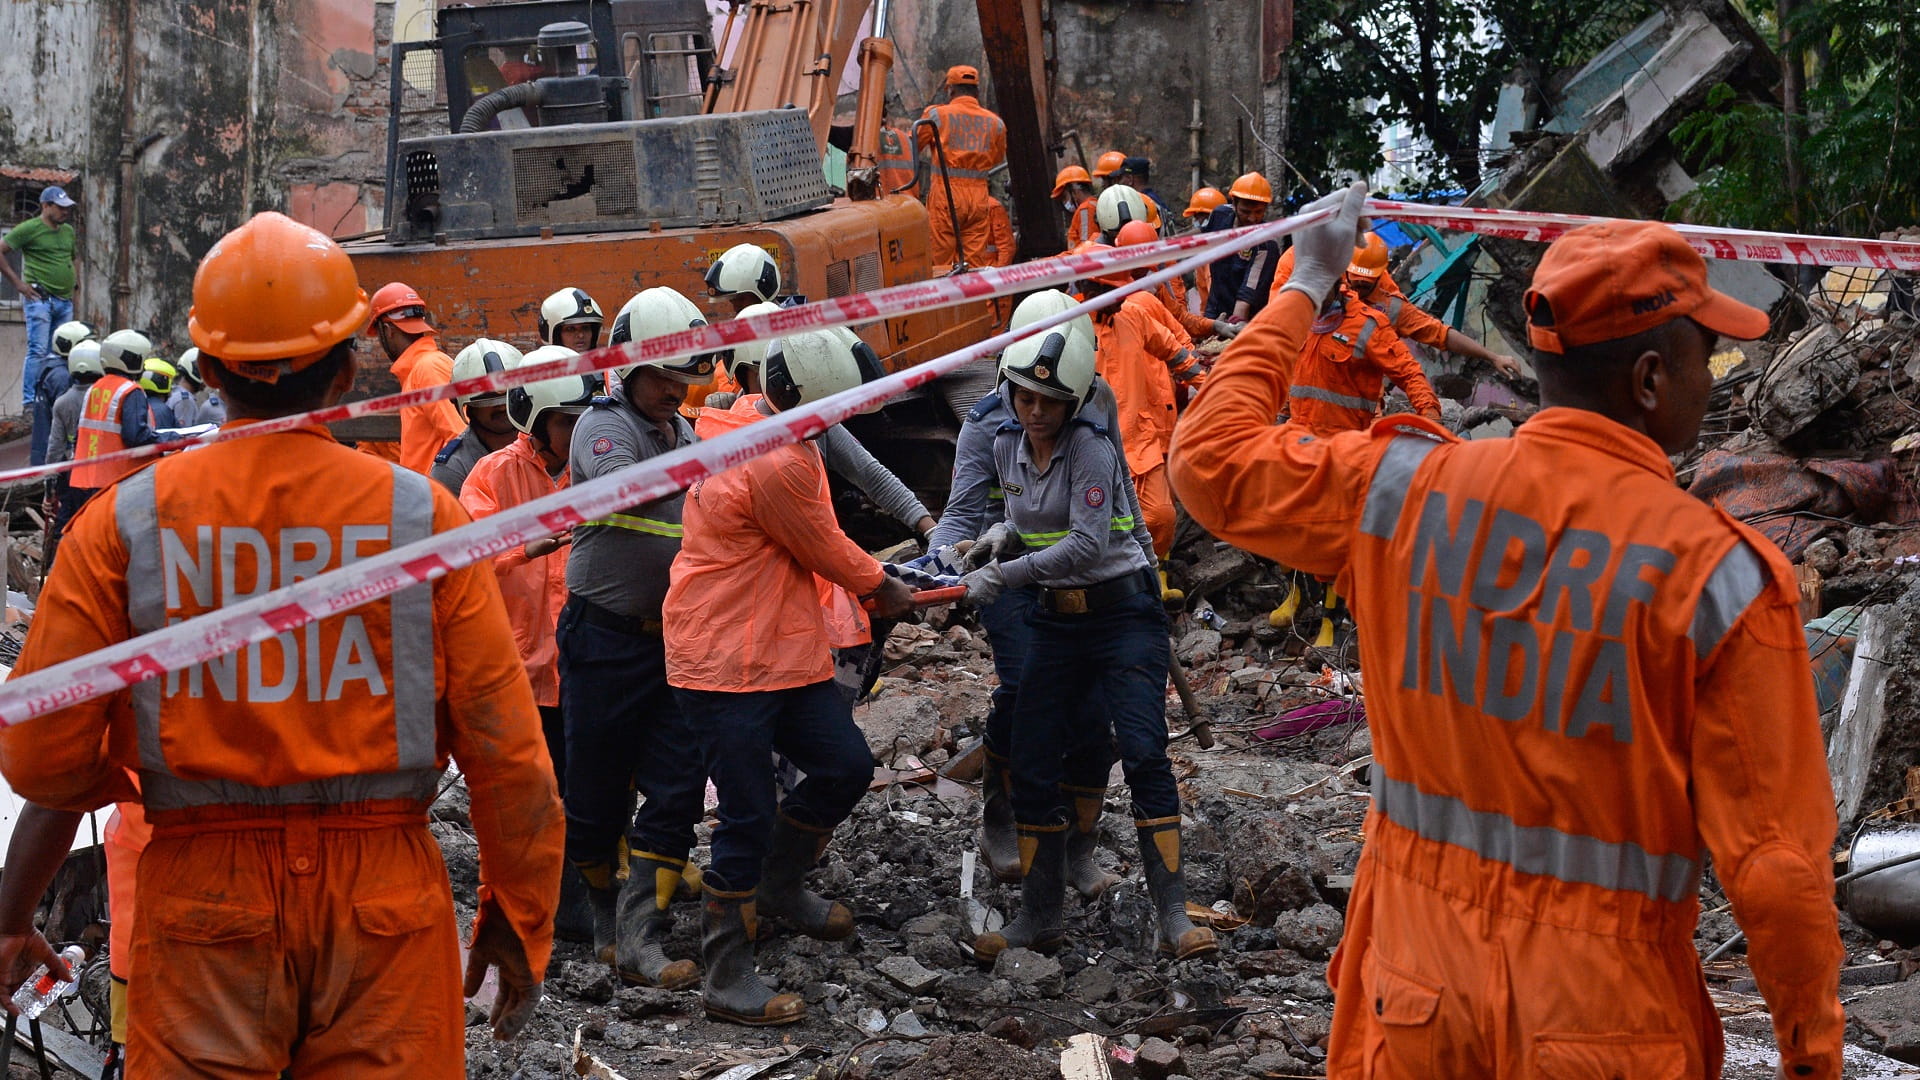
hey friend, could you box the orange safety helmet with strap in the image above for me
[1227,172,1274,205]
[1347,232,1390,281]
[1184,187,1227,219]
[1052,165,1093,198]
[1093,151,1127,179]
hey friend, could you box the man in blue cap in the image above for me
[2,186,80,414]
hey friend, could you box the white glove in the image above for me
[1211,318,1241,340]
[1278,181,1369,310]
[962,564,1008,607]
[962,522,1017,572]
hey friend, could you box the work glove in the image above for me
[962,522,1017,572]
[464,899,543,1041]
[1278,181,1370,310]
[962,563,1008,607]
[1211,318,1241,340]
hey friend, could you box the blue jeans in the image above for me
[677,680,874,890]
[22,295,71,409]
[556,597,707,869]
[1008,583,1177,826]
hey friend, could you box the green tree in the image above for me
[1674,0,1919,236]
[1283,0,1653,190]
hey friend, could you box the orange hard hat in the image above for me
[1070,240,1133,288]
[1093,151,1127,178]
[1115,220,1160,247]
[368,282,434,335]
[1184,187,1227,218]
[1347,232,1390,279]
[186,211,370,367]
[1228,172,1273,204]
[1052,165,1093,198]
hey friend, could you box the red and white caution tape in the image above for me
[0,217,1290,488]
[1367,199,1920,272]
[0,207,1336,727]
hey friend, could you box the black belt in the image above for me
[567,594,663,636]
[1037,568,1157,615]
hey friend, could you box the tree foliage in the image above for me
[1284,0,1653,191]
[1674,0,1919,236]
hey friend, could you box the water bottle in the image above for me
[10,945,84,1020]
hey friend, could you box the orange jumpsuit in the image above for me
[1094,293,1189,558]
[877,124,916,197]
[0,422,565,1080]
[1270,246,1452,349]
[1166,290,1845,1080]
[915,92,1007,268]
[1066,197,1098,248]
[391,334,465,477]
[1287,286,1441,436]
[984,200,1015,267]
[665,400,885,691]
[103,795,150,1044]
[460,435,570,707]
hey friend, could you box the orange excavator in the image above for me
[342,0,1058,502]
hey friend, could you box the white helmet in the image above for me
[999,325,1097,412]
[508,345,599,439]
[99,330,154,377]
[827,326,887,384]
[763,330,863,409]
[1095,186,1149,235]
[725,301,783,385]
[175,347,202,385]
[66,340,104,380]
[537,288,605,347]
[703,243,781,303]
[1007,290,1095,361]
[451,338,525,408]
[609,287,722,385]
[51,321,96,359]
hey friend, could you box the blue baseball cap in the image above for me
[39,186,74,208]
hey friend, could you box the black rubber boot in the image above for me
[973,823,1068,963]
[757,814,855,941]
[576,859,622,965]
[1063,785,1120,901]
[981,751,1022,883]
[616,851,700,989]
[554,862,596,943]
[1136,816,1217,961]
[700,872,806,1027]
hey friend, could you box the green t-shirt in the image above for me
[3,217,76,298]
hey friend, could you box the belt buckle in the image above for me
[1054,589,1088,615]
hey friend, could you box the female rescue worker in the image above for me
[961,326,1215,966]
[664,330,914,1026]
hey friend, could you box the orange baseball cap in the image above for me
[1524,221,1768,354]
[368,282,434,335]
[947,65,980,87]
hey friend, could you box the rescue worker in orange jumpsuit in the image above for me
[877,98,917,198]
[367,282,464,476]
[1270,233,1524,379]
[1285,277,1442,436]
[1092,150,1126,188]
[71,329,160,501]
[984,198,1016,267]
[915,65,1008,269]
[665,330,913,1026]
[1167,185,1845,1079]
[0,211,566,1077]
[1114,220,1229,353]
[1073,242,1192,598]
[1056,165,1098,248]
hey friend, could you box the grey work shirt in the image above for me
[195,390,227,425]
[430,427,491,498]
[818,424,930,531]
[566,397,697,618]
[929,379,1140,553]
[992,417,1154,590]
[47,382,89,464]
[167,385,198,428]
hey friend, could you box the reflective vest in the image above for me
[73,375,143,490]
[1286,293,1439,435]
[915,96,1006,195]
[114,461,441,811]
[878,125,916,197]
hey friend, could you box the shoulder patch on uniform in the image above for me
[1085,485,1105,508]
[434,434,464,465]
[591,436,614,457]
[968,391,1004,424]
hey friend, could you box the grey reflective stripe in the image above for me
[1360,436,1439,539]
[1386,296,1405,322]
[387,465,437,771]
[1293,384,1374,412]
[141,768,441,812]
[1372,771,1700,903]
[941,166,993,180]
[1353,316,1380,359]
[115,469,168,773]
[1690,541,1768,659]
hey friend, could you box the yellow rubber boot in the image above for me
[1313,584,1339,648]
[1268,581,1302,628]
[1159,562,1184,605]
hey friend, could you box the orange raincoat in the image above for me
[460,434,570,706]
